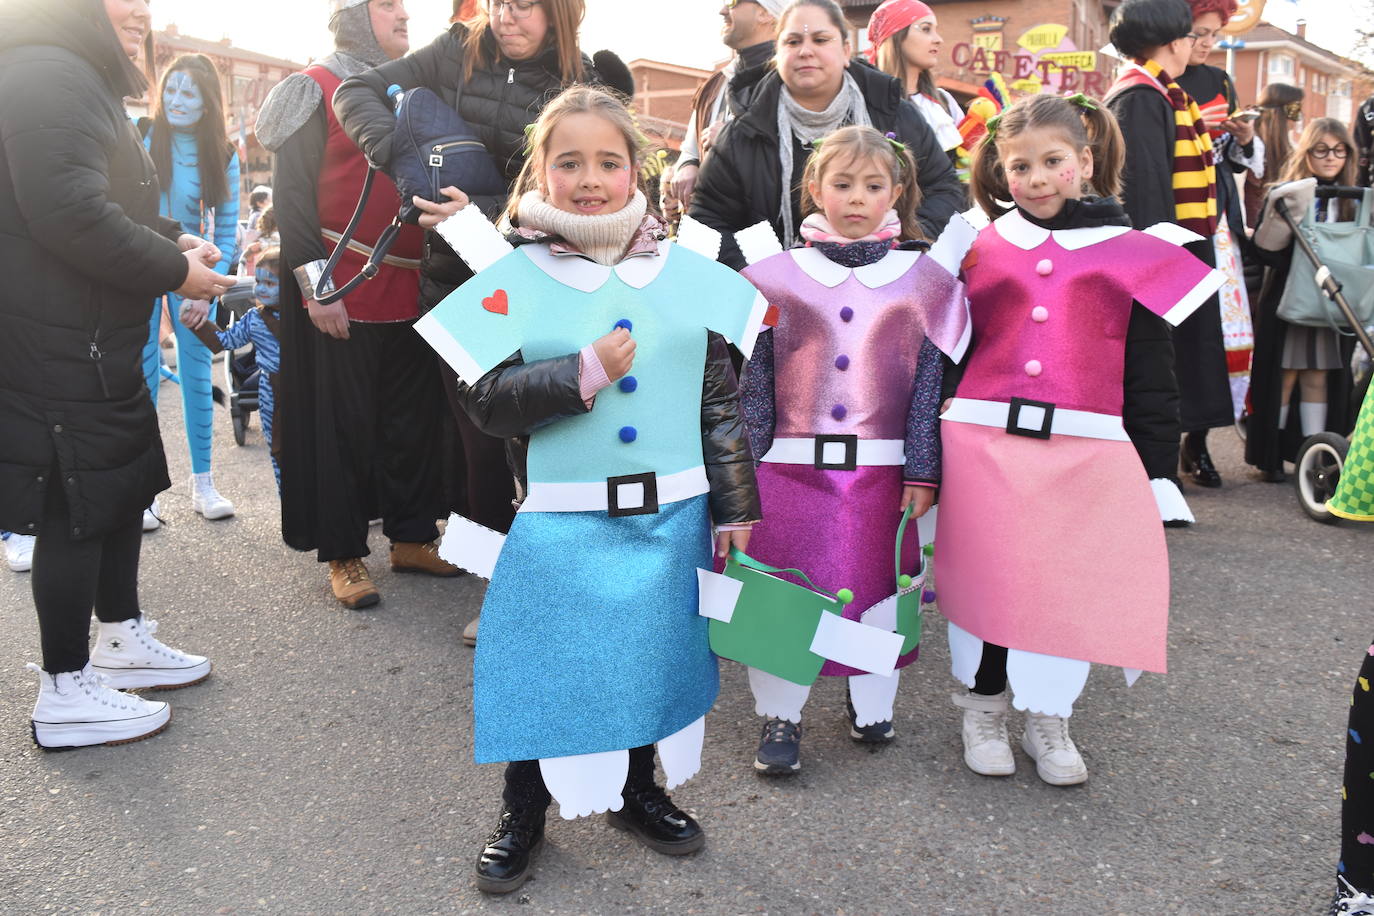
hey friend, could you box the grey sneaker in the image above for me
[846,690,895,744]
[754,717,801,776]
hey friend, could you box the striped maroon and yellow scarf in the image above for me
[1139,58,1218,236]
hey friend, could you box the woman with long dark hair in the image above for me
[866,0,964,159]
[0,0,233,749]
[688,0,964,268]
[141,53,241,524]
[1245,82,1304,227]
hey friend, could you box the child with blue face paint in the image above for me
[193,249,284,493]
[142,53,240,527]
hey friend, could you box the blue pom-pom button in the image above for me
[831,404,847,421]
[614,318,633,332]
[839,307,854,323]
[619,375,638,393]
[835,354,850,371]
[618,426,638,443]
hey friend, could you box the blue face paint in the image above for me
[163,71,205,129]
[254,267,281,308]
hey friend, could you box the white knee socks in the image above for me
[1300,402,1327,436]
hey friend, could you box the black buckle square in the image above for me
[1006,398,1055,439]
[606,471,659,517]
[814,434,859,471]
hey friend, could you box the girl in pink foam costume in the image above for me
[938,93,1223,786]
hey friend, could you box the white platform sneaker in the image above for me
[89,616,211,690]
[142,496,162,532]
[27,663,170,750]
[951,689,1015,776]
[1022,711,1088,785]
[5,533,34,571]
[189,472,234,520]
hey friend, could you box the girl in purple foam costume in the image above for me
[736,126,973,776]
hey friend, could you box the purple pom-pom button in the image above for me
[922,589,936,603]
[835,354,850,371]
[831,404,847,421]
[619,375,638,393]
[618,426,637,443]
[839,306,854,322]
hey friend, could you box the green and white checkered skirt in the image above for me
[1331,390,1374,521]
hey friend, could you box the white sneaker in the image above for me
[1021,711,1088,785]
[951,689,1015,776]
[142,497,161,532]
[5,533,34,572]
[1334,875,1374,915]
[189,472,234,520]
[27,662,170,749]
[89,616,212,690]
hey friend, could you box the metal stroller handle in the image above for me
[1314,185,1369,201]
[1275,198,1374,358]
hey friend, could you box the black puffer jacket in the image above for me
[0,4,184,539]
[461,332,760,525]
[334,25,626,307]
[688,60,965,269]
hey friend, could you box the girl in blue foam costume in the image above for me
[141,54,239,523]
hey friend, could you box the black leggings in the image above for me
[31,469,142,674]
[502,745,657,811]
[972,642,1010,696]
[1340,641,1374,893]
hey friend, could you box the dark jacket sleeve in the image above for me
[334,32,454,170]
[686,122,756,270]
[1109,87,1178,230]
[701,330,761,524]
[737,327,775,462]
[0,54,187,298]
[1122,302,1181,480]
[1356,99,1374,188]
[457,350,590,439]
[893,100,965,239]
[272,102,329,271]
[904,337,944,484]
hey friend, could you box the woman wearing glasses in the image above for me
[333,0,633,581]
[1106,0,1233,512]
[1245,119,1360,481]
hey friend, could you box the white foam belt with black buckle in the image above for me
[761,437,906,467]
[519,465,710,515]
[942,397,1129,442]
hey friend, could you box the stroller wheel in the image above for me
[232,407,248,446]
[1294,431,1349,524]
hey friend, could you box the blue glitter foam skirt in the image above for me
[473,494,718,764]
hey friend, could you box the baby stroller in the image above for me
[216,275,260,447]
[1272,186,1374,522]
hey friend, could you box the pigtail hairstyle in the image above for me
[799,125,925,242]
[149,53,232,209]
[969,93,1126,219]
[503,84,649,225]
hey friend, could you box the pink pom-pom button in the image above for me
[1031,306,1049,323]
[1024,359,1042,377]
[1036,259,1053,276]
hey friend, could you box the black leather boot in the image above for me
[606,784,704,855]
[1180,433,1222,488]
[474,806,545,894]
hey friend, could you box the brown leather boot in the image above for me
[328,558,380,609]
[390,540,464,577]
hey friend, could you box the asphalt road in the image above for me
[1,375,1370,915]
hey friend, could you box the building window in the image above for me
[1268,53,1294,78]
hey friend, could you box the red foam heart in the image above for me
[482,289,509,315]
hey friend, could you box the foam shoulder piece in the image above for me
[434,204,514,275]
[735,220,785,266]
[436,513,506,580]
[674,213,722,261]
[539,750,628,820]
[848,670,901,728]
[1142,221,1205,248]
[657,715,706,790]
[747,665,810,723]
[927,212,979,276]
[1005,649,1091,718]
[1150,477,1195,524]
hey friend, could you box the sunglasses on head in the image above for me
[1284,101,1303,121]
